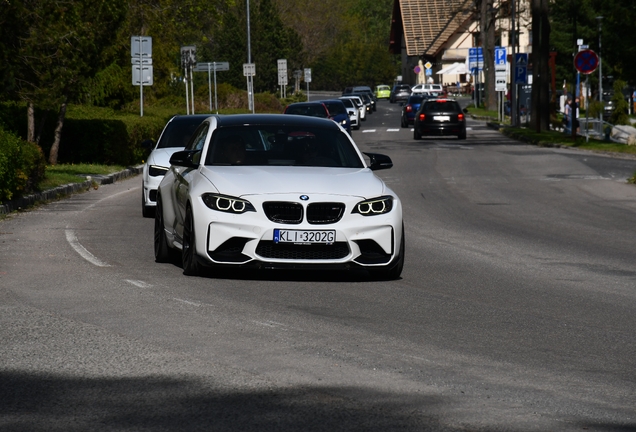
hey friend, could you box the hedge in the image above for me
[0,126,46,201]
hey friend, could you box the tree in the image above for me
[530,0,551,132]
[480,0,497,111]
[12,0,127,164]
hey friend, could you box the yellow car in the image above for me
[375,85,391,99]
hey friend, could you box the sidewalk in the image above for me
[0,166,142,216]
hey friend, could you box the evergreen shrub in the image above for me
[0,126,46,201]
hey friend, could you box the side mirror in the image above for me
[363,152,393,171]
[169,150,200,168]
[463,108,468,113]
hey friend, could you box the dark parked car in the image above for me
[317,99,352,134]
[401,94,428,128]
[389,84,411,104]
[413,99,467,140]
[285,101,351,134]
[283,102,330,118]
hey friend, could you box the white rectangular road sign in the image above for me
[304,68,311,83]
[132,65,153,86]
[131,57,153,65]
[243,63,256,77]
[131,36,152,58]
[193,62,229,72]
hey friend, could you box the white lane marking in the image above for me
[173,298,204,307]
[82,188,138,212]
[387,128,400,132]
[362,129,376,133]
[65,229,111,267]
[253,320,288,329]
[125,279,152,288]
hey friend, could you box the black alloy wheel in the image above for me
[154,194,172,262]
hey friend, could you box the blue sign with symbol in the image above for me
[469,47,484,74]
[495,47,507,66]
[514,53,528,84]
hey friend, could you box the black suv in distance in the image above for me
[413,99,467,140]
[342,86,377,111]
[389,84,411,104]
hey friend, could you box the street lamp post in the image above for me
[596,16,603,120]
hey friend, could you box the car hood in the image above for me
[198,166,387,199]
[148,147,183,167]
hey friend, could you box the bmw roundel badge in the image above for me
[300,195,309,201]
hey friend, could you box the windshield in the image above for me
[284,104,328,118]
[156,117,206,149]
[205,125,364,168]
[322,101,347,116]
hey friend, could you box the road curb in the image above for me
[0,165,143,216]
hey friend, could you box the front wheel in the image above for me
[182,206,200,276]
[154,195,172,263]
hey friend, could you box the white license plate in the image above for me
[274,229,335,244]
[433,115,450,121]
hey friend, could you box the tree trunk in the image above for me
[480,0,496,111]
[48,100,67,165]
[530,0,551,132]
[27,102,35,142]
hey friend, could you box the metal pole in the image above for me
[511,0,517,126]
[597,16,603,120]
[214,66,218,114]
[247,0,254,113]
[139,38,143,117]
[585,75,590,142]
[208,64,212,112]
[190,64,195,114]
[184,66,190,115]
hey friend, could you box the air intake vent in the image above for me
[307,203,345,224]
[263,202,303,224]
[256,241,349,260]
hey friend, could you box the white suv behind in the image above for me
[412,83,445,97]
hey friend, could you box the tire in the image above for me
[401,117,407,128]
[142,184,154,218]
[154,195,172,263]
[182,205,200,276]
[413,128,421,140]
[369,225,405,281]
[458,130,466,140]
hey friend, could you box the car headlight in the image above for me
[149,165,169,177]
[202,193,256,214]
[340,119,348,125]
[352,195,393,216]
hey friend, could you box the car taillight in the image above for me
[418,113,426,121]
[406,105,413,112]
[458,113,465,121]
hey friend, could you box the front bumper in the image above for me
[190,194,403,269]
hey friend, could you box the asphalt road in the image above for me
[1,100,636,431]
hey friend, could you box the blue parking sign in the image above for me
[495,47,506,66]
[514,53,528,84]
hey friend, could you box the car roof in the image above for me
[214,113,339,129]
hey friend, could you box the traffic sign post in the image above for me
[194,62,229,113]
[304,68,312,101]
[181,46,197,114]
[573,49,599,143]
[277,59,288,98]
[131,36,153,116]
[469,47,484,107]
[574,49,599,75]
[494,47,507,122]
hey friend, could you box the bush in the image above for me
[0,126,46,201]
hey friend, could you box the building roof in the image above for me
[390,0,474,57]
